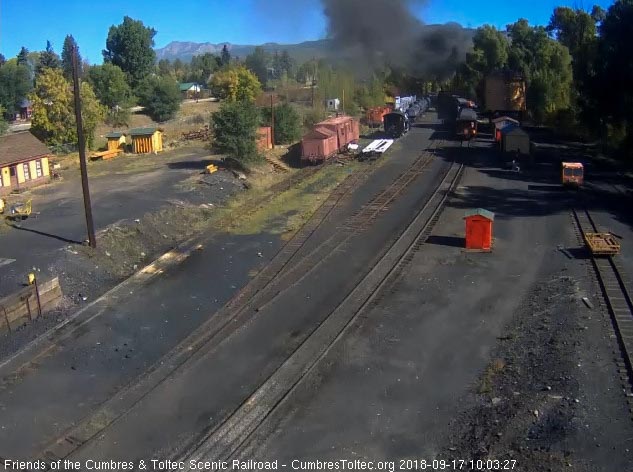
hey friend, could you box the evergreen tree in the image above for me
[36,41,61,75]
[221,44,231,66]
[61,35,81,80]
[17,47,29,65]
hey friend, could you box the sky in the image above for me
[0,0,616,64]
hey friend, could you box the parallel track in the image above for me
[180,159,464,464]
[572,207,633,410]
[35,142,443,461]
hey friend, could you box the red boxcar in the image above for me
[301,115,360,163]
[365,106,392,127]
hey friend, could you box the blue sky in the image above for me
[0,0,615,64]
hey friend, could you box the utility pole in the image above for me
[270,94,275,150]
[71,44,96,248]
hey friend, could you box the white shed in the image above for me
[326,98,340,111]
[501,125,530,155]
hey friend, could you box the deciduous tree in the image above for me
[0,60,33,115]
[87,63,133,109]
[29,68,105,148]
[211,66,261,102]
[136,75,181,122]
[245,47,269,85]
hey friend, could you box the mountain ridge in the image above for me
[155,39,332,62]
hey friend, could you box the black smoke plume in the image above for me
[322,0,473,79]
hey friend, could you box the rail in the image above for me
[572,207,633,394]
[180,159,463,464]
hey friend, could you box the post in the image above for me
[342,89,345,115]
[270,94,275,149]
[33,276,42,318]
[71,44,96,248]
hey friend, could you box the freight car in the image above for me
[301,115,360,164]
[365,106,392,128]
[384,111,410,138]
[437,92,460,124]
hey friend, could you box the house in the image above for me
[501,125,530,155]
[105,131,126,151]
[179,82,202,99]
[19,99,33,121]
[129,128,164,154]
[0,132,51,195]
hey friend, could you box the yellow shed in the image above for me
[130,127,164,154]
[0,132,51,195]
[105,131,126,151]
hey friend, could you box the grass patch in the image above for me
[478,358,506,394]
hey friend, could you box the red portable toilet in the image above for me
[464,208,495,251]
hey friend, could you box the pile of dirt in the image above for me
[442,273,584,470]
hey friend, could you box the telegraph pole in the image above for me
[71,44,96,248]
[270,94,275,150]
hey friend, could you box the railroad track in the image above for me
[33,142,441,461]
[179,159,464,465]
[572,207,633,410]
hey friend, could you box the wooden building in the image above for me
[257,127,273,151]
[129,127,164,154]
[105,131,126,151]
[464,208,495,252]
[179,82,202,99]
[0,132,51,195]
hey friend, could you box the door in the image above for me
[9,166,18,189]
[467,221,485,249]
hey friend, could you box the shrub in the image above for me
[212,100,261,163]
[136,75,181,122]
[260,103,302,144]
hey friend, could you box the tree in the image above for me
[245,47,269,85]
[136,75,181,122]
[36,41,61,75]
[0,54,5,67]
[17,47,29,65]
[0,106,8,135]
[221,45,231,66]
[29,68,105,148]
[261,103,302,144]
[61,35,81,80]
[212,100,261,162]
[0,60,33,115]
[158,59,172,76]
[280,50,295,78]
[103,16,157,87]
[86,63,133,108]
[593,0,633,152]
[189,53,221,83]
[210,66,261,102]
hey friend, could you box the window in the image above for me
[563,169,573,176]
[573,169,583,177]
[23,163,30,181]
[35,160,43,178]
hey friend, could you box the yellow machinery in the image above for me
[6,199,32,220]
[585,232,620,255]
[0,198,5,214]
[562,162,584,187]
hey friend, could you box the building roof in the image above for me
[105,131,125,138]
[501,125,528,136]
[0,131,50,166]
[129,127,160,136]
[179,82,199,91]
[562,162,584,168]
[317,115,354,126]
[491,116,519,124]
[464,208,495,221]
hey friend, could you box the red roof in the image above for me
[317,115,354,126]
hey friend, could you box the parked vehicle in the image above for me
[384,112,410,138]
[561,162,584,187]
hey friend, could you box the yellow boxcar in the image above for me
[562,162,584,187]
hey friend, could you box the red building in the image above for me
[464,208,495,251]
